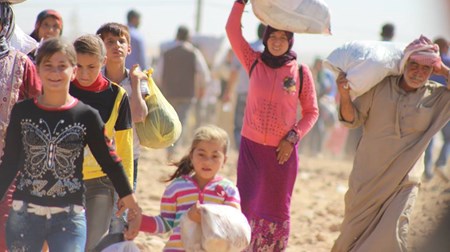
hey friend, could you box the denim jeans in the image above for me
[84,177,115,251]
[109,192,127,234]
[6,201,86,252]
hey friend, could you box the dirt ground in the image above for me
[131,144,450,252]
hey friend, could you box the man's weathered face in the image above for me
[403,59,433,90]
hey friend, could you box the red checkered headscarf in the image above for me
[400,35,441,72]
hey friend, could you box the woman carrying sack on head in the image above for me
[226,1,319,250]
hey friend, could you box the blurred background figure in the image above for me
[424,37,450,181]
[154,25,210,161]
[301,57,337,157]
[125,9,148,70]
[191,34,229,129]
[28,9,63,62]
[380,22,395,41]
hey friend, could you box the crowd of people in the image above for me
[0,0,449,251]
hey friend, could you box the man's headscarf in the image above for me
[400,35,441,72]
[260,25,297,69]
[29,9,63,42]
[0,2,15,59]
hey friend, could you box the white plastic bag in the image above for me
[100,241,140,252]
[251,0,331,34]
[9,24,38,55]
[323,40,405,99]
[180,204,251,252]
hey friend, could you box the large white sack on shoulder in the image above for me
[180,213,204,252]
[323,40,405,99]
[10,24,38,55]
[251,0,331,34]
[200,204,251,252]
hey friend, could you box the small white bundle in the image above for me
[101,241,140,252]
[251,0,331,34]
[181,204,251,252]
[323,40,406,99]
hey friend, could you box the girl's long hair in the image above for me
[165,125,229,182]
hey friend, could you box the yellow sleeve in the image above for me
[115,128,134,189]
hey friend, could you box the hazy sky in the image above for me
[11,0,450,65]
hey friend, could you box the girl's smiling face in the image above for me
[38,51,77,93]
[267,31,290,56]
[190,140,227,188]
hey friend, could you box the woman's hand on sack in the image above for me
[336,72,351,99]
[276,139,294,165]
[236,0,248,4]
[188,201,202,223]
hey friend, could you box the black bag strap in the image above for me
[248,59,259,78]
[249,60,304,96]
[298,64,303,96]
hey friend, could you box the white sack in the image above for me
[180,204,251,252]
[323,40,406,99]
[251,0,331,34]
[101,241,140,252]
[10,24,38,55]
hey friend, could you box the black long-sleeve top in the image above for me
[0,98,132,207]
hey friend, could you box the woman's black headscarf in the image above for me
[0,2,15,59]
[260,25,297,69]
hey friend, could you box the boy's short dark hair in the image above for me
[36,37,77,66]
[73,34,106,61]
[96,22,131,44]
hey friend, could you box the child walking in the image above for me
[0,3,42,250]
[95,22,149,236]
[135,125,241,251]
[69,34,135,251]
[96,22,149,191]
[0,37,141,251]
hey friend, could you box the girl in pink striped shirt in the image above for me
[137,125,240,251]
